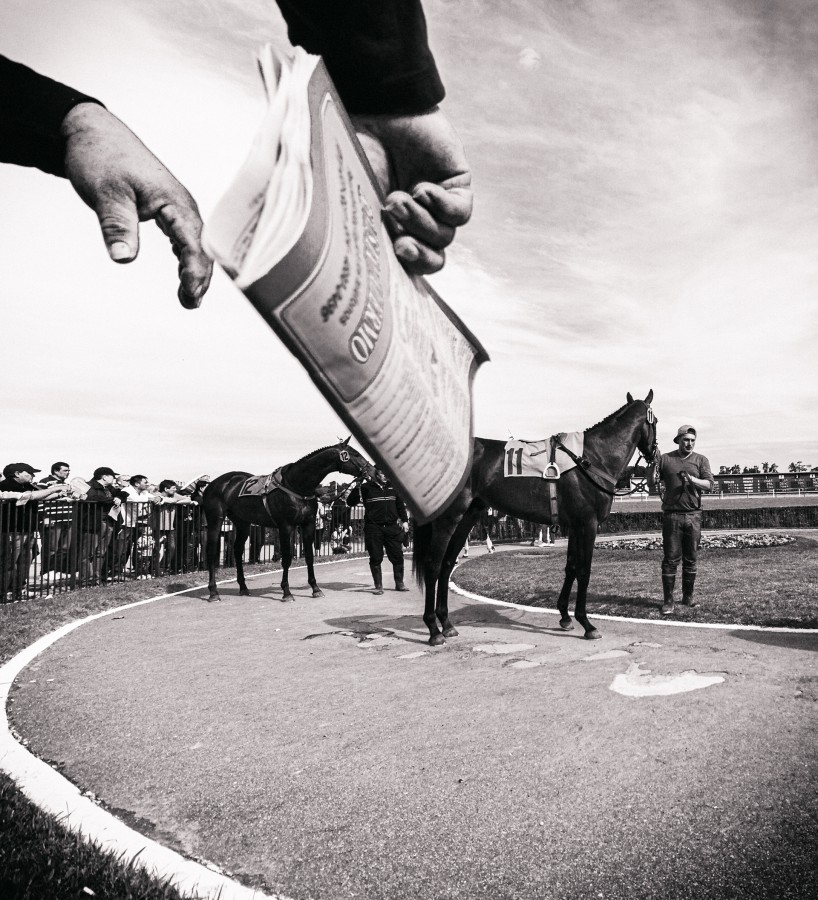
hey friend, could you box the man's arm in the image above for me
[275,1,472,275]
[0,55,212,308]
[346,486,361,507]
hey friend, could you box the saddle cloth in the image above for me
[503,432,584,478]
[237,470,277,498]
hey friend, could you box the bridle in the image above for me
[315,450,374,505]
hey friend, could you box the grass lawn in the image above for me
[453,534,818,628]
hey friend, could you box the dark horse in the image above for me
[203,439,374,602]
[413,391,658,645]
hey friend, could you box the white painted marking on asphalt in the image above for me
[610,662,725,697]
[507,660,541,669]
[398,651,428,659]
[582,649,631,661]
[472,643,536,655]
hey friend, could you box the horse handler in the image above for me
[347,468,410,594]
[654,425,714,615]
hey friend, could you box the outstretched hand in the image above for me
[352,107,472,275]
[61,103,212,308]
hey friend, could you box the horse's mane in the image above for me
[585,400,635,433]
[289,442,347,466]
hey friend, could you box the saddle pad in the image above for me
[238,472,276,498]
[503,432,584,478]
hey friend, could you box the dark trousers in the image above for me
[80,521,114,585]
[661,510,701,577]
[42,522,72,573]
[1,533,35,599]
[364,521,404,570]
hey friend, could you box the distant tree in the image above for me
[770,463,779,473]
[789,461,810,473]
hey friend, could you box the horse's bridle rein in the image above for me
[553,405,659,498]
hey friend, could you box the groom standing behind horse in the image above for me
[347,469,410,594]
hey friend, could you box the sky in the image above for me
[2,0,816,483]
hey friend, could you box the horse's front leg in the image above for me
[302,524,323,598]
[279,526,295,602]
[556,532,577,631]
[423,573,445,646]
[572,521,601,640]
[234,521,251,596]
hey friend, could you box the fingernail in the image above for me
[396,243,419,262]
[386,201,409,223]
[110,241,133,261]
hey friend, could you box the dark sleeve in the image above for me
[346,487,360,507]
[394,492,408,522]
[0,55,104,176]
[276,0,445,115]
[83,485,109,503]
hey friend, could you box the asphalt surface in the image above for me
[9,547,818,900]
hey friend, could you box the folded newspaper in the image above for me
[204,45,488,523]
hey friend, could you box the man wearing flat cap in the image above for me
[1,463,69,601]
[654,426,714,614]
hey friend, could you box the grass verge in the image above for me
[453,534,818,628]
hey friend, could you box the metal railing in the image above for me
[1,499,373,604]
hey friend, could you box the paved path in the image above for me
[8,549,818,900]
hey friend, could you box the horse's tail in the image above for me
[412,521,434,587]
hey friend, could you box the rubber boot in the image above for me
[682,572,698,607]
[394,561,409,591]
[661,574,676,615]
[371,563,384,595]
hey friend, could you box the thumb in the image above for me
[95,197,140,263]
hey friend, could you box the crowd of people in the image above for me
[0,460,379,603]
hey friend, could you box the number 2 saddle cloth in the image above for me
[503,432,584,478]
[237,469,282,498]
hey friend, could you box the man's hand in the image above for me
[61,103,213,308]
[352,107,472,275]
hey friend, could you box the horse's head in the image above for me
[627,389,659,464]
[333,438,376,481]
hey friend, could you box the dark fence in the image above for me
[1,499,371,604]
[598,504,818,534]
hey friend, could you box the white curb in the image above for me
[449,580,818,633]
[0,567,330,900]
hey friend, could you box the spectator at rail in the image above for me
[1,463,69,601]
[331,525,351,554]
[117,475,160,577]
[78,466,122,586]
[652,426,715,615]
[346,468,410,594]
[37,461,74,577]
[151,479,197,575]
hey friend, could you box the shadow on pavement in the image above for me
[729,630,818,652]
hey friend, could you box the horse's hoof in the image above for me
[312,589,324,598]
[559,619,574,631]
[429,633,446,647]
[584,630,602,641]
[442,625,459,638]
[281,595,295,603]
[205,595,221,603]
[239,589,251,597]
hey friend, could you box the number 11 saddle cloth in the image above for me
[503,432,584,478]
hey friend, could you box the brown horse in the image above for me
[203,439,374,602]
[413,391,658,644]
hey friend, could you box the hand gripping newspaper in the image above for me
[204,46,488,523]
